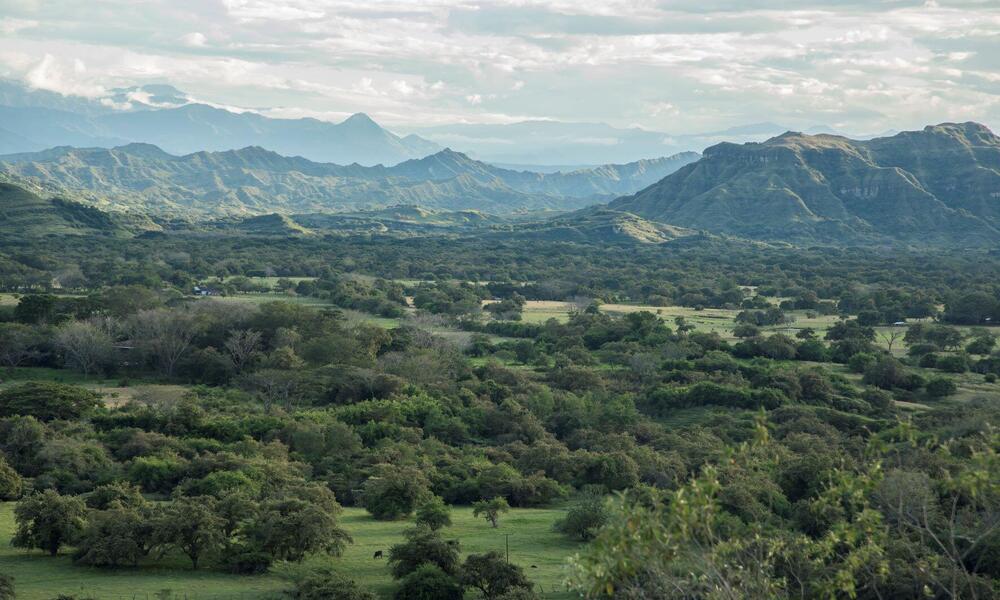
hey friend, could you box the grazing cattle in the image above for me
[373,550,383,559]
[530,565,538,568]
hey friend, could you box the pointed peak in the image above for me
[342,112,381,127]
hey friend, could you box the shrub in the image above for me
[935,354,969,374]
[847,352,877,374]
[414,496,451,531]
[554,494,608,541]
[362,467,430,521]
[925,377,958,398]
[388,527,460,579]
[394,564,464,600]
[461,552,536,599]
[290,569,377,600]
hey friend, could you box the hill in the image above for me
[0,144,698,217]
[0,182,155,238]
[609,122,1000,247]
[506,208,699,244]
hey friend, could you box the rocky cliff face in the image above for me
[610,122,1000,246]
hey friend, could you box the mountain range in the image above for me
[609,122,1000,247]
[0,143,699,217]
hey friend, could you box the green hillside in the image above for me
[610,122,1000,246]
[0,182,154,238]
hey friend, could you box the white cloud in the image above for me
[181,32,208,47]
[0,0,995,133]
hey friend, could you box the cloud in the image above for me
[0,0,995,134]
[181,32,208,47]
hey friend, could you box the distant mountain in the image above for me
[0,181,155,238]
[609,122,1000,247]
[401,120,791,165]
[0,144,697,217]
[0,80,440,166]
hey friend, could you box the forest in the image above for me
[0,230,998,600]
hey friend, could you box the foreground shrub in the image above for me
[395,564,464,600]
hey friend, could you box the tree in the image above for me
[473,497,510,528]
[414,495,451,531]
[362,467,430,521]
[877,328,904,353]
[245,491,351,562]
[152,496,224,569]
[395,564,464,600]
[732,323,760,338]
[0,382,101,421]
[0,323,44,367]
[554,494,608,541]
[73,505,154,567]
[388,527,460,579]
[130,308,199,377]
[55,320,116,375]
[12,490,87,556]
[290,569,377,600]
[863,357,909,390]
[966,335,996,355]
[0,455,23,500]
[225,329,262,373]
[460,552,536,600]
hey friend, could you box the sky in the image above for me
[0,0,998,134]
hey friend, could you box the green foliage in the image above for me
[460,552,536,600]
[387,527,460,580]
[553,494,609,541]
[925,376,958,398]
[0,573,12,600]
[0,382,101,421]
[394,564,464,600]
[152,496,224,569]
[362,467,430,520]
[414,495,452,530]
[472,497,510,528]
[12,490,87,556]
[0,456,23,500]
[289,569,376,600]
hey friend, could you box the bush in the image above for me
[388,527,460,579]
[925,377,958,398]
[553,494,608,541]
[394,564,464,600]
[935,354,969,374]
[290,569,377,600]
[362,468,430,521]
[847,352,877,374]
[414,496,451,531]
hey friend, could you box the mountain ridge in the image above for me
[0,143,699,217]
[609,121,1000,247]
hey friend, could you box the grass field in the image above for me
[0,504,580,600]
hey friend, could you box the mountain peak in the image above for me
[341,112,381,128]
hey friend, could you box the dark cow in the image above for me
[373,550,384,559]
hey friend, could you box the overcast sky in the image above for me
[0,0,997,133]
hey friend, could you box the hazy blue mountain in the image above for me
[0,80,440,166]
[400,120,795,165]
